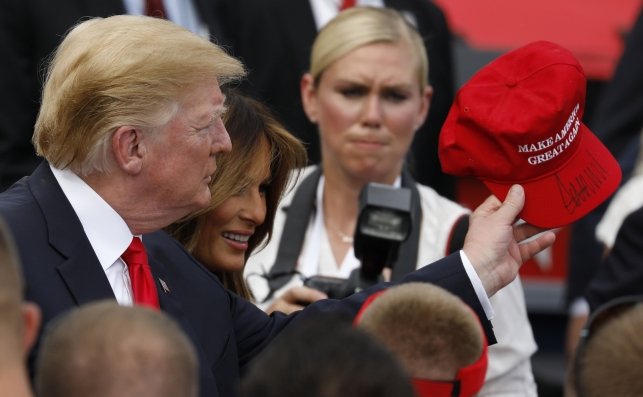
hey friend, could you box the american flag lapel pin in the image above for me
[159,278,170,293]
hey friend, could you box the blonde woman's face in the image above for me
[302,41,432,183]
[195,142,271,273]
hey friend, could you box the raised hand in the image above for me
[463,185,557,296]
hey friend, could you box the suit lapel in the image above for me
[145,251,184,315]
[144,242,209,355]
[29,163,115,305]
[57,255,117,304]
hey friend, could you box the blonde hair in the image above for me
[36,301,199,397]
[310,6,428,89]
[34,15,245,176]
[578,303,643,397]
[357,283,483,380]
[166,89,307,299]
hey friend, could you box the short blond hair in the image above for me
[356,283,483,380]
[36,301,199,397]
[577,302,643,397]
[34,15,245,175]
[310,6,428,90]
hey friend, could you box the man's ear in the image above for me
[112,126,145,175]
[300,73,319,124]
[22,302,41,355]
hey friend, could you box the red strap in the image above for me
[122,237,160,309]
[453,331,488,397]
[413,311,489,397]
[353,290,385,325]
[413,378,457,397]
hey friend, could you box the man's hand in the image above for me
[463,185,556,296]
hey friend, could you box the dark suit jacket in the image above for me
[585,206,643,311]
[0,162,495,397]
[0,0,228,191]
[223,0,457,198]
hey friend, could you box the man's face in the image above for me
[144,78,231,221]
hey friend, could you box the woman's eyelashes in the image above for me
[381,88,409,103]
[233,181,269,197]
[337,84,409,103]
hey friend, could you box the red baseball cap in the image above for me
[439,41,621,228]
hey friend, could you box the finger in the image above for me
[493,184,525,221]
[513,222,552,242]
[472,193,503,217]
[381,267,392,282]
[518,230,556,262]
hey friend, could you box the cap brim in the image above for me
[483,125,622,228]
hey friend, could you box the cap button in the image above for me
[506,78,517,87]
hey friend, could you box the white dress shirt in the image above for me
[51,165,136,306]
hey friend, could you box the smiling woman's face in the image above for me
[194,137,271,273]
[302,41,431,184]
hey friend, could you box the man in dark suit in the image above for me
[222,0,458,198]
[0,14,554,397]
[0,0,229,191]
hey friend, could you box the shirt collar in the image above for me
[50,165,134,271]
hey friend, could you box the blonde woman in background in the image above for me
[245,7,539,396]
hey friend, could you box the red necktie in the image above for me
[145,0,167,19]
[340,0,357,11]
[122,237,160,309]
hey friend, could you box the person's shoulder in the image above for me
[617,204,643,236]
[416,182,470,215]
[0,177,31,202]
[279,165,319,206]
[144,231,200,261]
[296,165,318,183]
[144,230,228,291]
[144,231,212,272]
[0,178,40,223]
[596,174,643,247]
